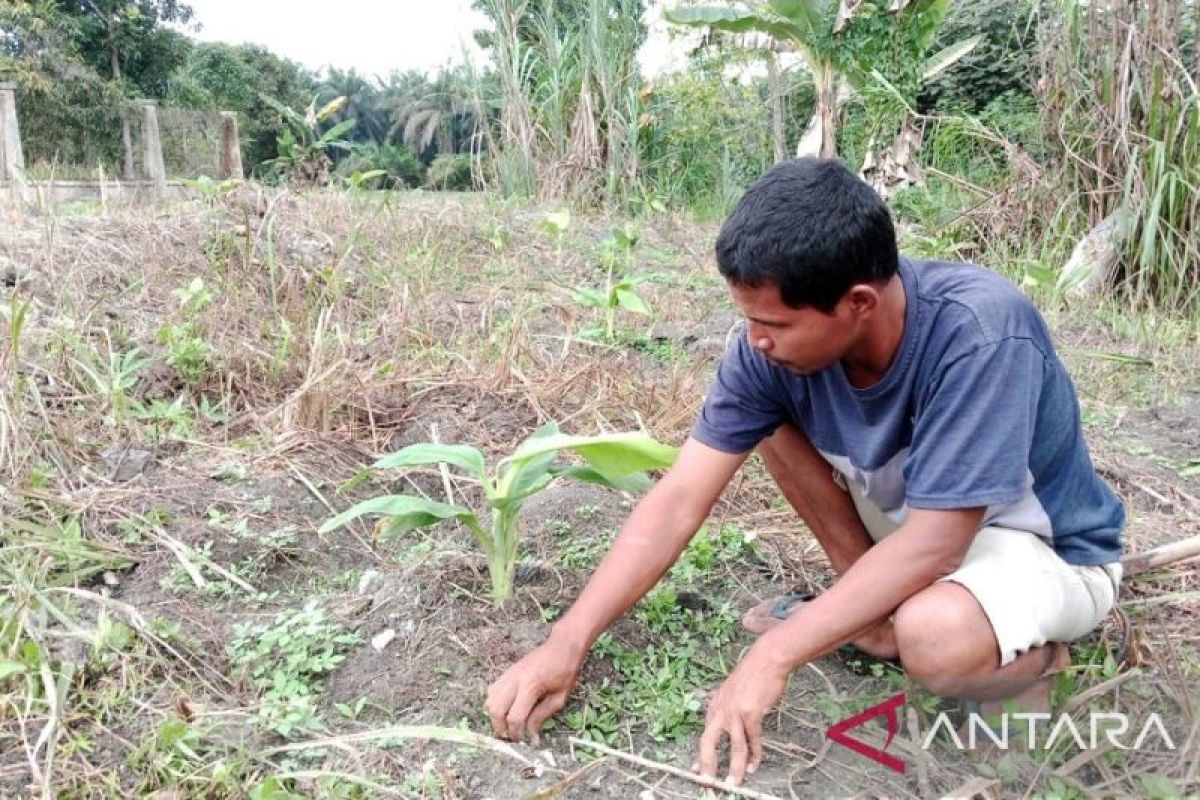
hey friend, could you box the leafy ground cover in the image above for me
[1,190,1197,798]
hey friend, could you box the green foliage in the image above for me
[1039,0,1200,313]
[665,0,974,163]
[566,524,758,744]
[0,2,125,175]
[472,0,648,203]
[156,277,213,386]
[573,225,651,340]
[426,152,475,190]
[321,422,678,605]
[639,55,782,213]
[229,601,361,738]
[387,65,484,161]
[336,142,425,188]
[919,0,1037,113]
[68,334,151,428]
[58,0,195,91]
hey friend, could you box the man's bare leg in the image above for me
[757,424,1068,708]
[755,423,897,659]
[895,581,1070,709]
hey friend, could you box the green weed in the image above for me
[564,525,760,745]
[229,601,362,738]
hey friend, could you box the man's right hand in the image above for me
[486,637,583,744]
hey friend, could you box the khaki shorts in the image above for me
[841,476,1122,666]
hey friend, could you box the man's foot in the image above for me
[976,641,1071,718]
[958,642,1072,758]
[741,593,901,666]
[740,592,814,634]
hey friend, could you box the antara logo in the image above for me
[825,693,907,773]
[826,693,1177,772]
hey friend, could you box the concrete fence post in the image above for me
[139,99,167,194]
[0,82,26,178]
[0,82,33,207]
[219,111,243,180]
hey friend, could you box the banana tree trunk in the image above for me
[796,64,840,159]
[860,114,924,199]
[767,51,786,163]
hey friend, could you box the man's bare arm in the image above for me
[548,436,749,658]
[486,437,748,741]
[695,505,985,781]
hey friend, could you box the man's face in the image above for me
[728,281,860,375]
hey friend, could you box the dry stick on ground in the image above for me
[568,737,786,800]
[523,757,610,800]
[906,703,932,799]
[1121,534,1200,575]
[938,776,999,799]
[285,460,382,564]
[1061,669,1142,715]
[429,422,456,506]
[1054,741,1116,780]
[264,724,535,766]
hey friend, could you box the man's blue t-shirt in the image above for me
[691,257,1124,566]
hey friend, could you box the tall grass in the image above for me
[1038,0,1200,312]
[472,0,645,207]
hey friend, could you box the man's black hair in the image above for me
[715,157,899,313]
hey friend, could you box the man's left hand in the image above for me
[694,648,790,785]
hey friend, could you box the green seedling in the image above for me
[539,208,572,275]
[345,168,387,192]
[537,208,571,239]
[574,224,650,340]
[320,422,677,606]
[69,333,151,428]
[158,278,214,386]
[229,601,360,738]
[1,294,33,367]
[182,174,241,205]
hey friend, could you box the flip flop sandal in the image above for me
[742,590,902,677]
[740,591,816,633]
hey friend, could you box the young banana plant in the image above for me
[320,423,678,606]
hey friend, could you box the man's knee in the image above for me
[894,583,997,697]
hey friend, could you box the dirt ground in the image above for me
[1,190,1197,799]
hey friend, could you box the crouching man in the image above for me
[486,158,1124,785]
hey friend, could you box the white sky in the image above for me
[180,0,700,79]
[182,0,492,79]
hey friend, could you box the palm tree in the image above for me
[387,67,481,158]
[318,67,386,144]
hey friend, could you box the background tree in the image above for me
[0,1,125,174]
[52,0,195,176]
[166,42,315,175]
[665,1,973,163]
[317,67,387,146]
[389,66,482,159]
[472,0,648,202]
[919,0,1037,114]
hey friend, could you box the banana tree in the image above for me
[320,423,678,606]
[261,94,357,185]
[664,0,978,170]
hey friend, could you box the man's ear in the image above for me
[844,284,880,317]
